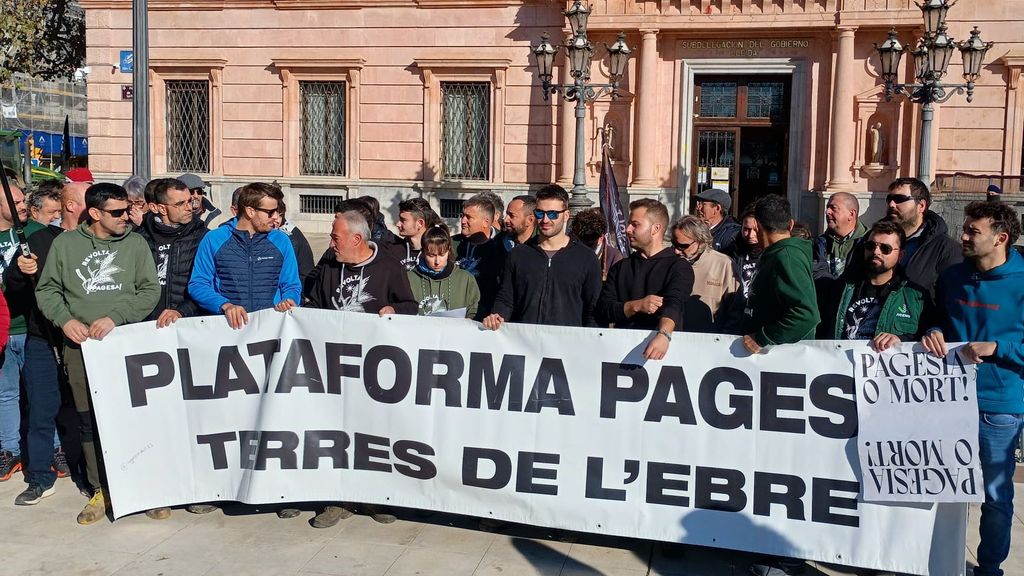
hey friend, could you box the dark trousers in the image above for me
[63,344,105,492]
[23,336,62,487]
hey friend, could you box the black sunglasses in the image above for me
[534,208,567,221]
[98,207,128,218]
[251,206,280,217]
[886,193,917,205]
[864,241,896,255]
[672,241,694,252]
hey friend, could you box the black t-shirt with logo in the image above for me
[842,280,895,340]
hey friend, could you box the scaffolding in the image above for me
[0,72,88,171]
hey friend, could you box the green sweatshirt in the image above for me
[36,223,160,328]
[1,220,46,335]
[743,236,820,346]
[407,264,481,319]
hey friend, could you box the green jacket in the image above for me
[827,273,926,341]
[744,237,820,346]
[1,220,46,335]
[36,223,160,328]
[407,263,480,319]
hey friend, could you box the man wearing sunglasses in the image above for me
[178,173,222,228]
[35,183,160,523]
[820,220,925,349]
[483,185,601,330]
[882,177,960,301]
[189,182,301,330]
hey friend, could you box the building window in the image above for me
[299,194,341,215]
[746,82,786,120]
[165,80,210,173]
[300,81,346,176]
[439,198,464,219]
[699,82,737,118]
[440,82,490,180]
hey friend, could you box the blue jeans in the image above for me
[0,333,27,455]
[0,333,60,457]
[975,412,1024,576]
[23,337,62,487]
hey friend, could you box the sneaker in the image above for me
[77,489,110,525]
[311,505,354,529]
[365,505,396,524]
[277,508,300,519]
[15,483,56,506]
[187,504,218,514]
[51,447,70,479]
[0,450,22,481]
[145,507,171,520]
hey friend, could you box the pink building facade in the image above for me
[79,0,1024,231]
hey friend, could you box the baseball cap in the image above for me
[65,167,95,183]
[695,188,732,212]
[177,173,208,191]
[986,184,1002,196]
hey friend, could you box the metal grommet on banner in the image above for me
[714,337,721,342]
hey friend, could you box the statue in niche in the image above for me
[868,121,886,165]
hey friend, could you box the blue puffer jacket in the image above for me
[188,218,302,313]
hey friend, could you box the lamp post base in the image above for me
[568,185,594,216]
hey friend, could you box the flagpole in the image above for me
[132,0,150,180]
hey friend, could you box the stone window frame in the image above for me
[1000,51,1024,176]
[272,58,364,181]
[414,58,510,185]
[149,59,226,176]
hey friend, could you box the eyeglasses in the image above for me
[864,241,896,255]
[251,206,280,217]
[129,199,147,208]
[98,207,128,218]
[163,199,191,209]
[672,241,694,252]
[886,194,916,205]
[533,209,567,221]
[189,188,206,196]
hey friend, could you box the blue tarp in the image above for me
[18,130,88,156]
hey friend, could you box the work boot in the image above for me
[145,507,171,520]
[311,505,353,528]
[277,508,300,519]
[187,504,218,514]
[0,450,22,481]
[77,489,110,525]
[365,504,396,524]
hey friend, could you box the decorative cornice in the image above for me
[149,58,227,70]
[413,58,512,70]
[1001,51,1024,91]
[79,0,530,9]
[271,58,366,70]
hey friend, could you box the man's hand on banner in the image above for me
[961,341,997,364]
[62,319,90,344]
[921,329,947,358]
[625,295,663,317]
[643,331,670,360]
[16,253,38,276]
[482,313,505,330]
[222,303,249,329]
[742,334,762,354]
[274,299,297,312]
[88,317,116,340]
[156,309,183,328]
[378,306,396,316]
[871,332,900,352]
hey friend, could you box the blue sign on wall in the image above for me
[120,51,134,73]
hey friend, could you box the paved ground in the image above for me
[0,471,1020,576]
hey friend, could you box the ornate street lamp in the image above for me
[531,1,631,214]
[874,1,992,186]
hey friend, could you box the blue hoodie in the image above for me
[934,249,1024,414]
[188,217,302,313]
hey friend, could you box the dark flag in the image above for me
[61,115,71,172]
[598,129,629,254]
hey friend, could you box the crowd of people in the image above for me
[0,170,1021,575]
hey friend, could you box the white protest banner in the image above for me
[854,344,982,503]
[82,309,968,576]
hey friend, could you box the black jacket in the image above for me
[490,237,602,327]
[136,212,208,321]
[280,221,315,284]
[711,216,742,256]
[304,242,418,315]
[899,210,962,302]
[596,247,693,330]
[4,225,64,341]
[453,230,509,321]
